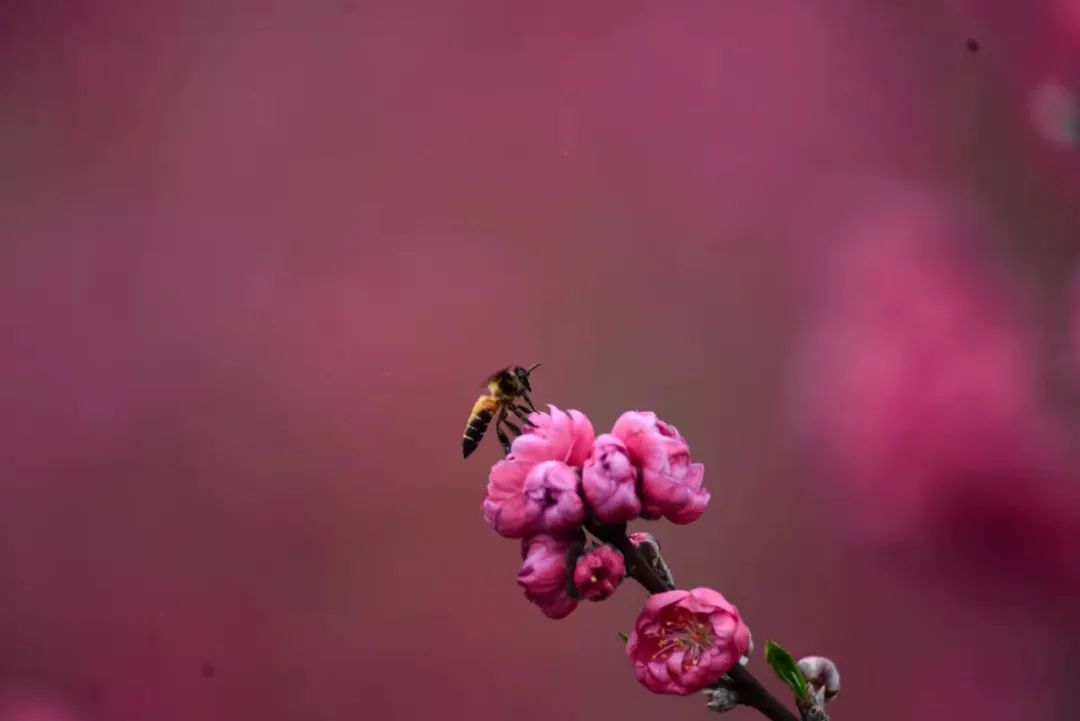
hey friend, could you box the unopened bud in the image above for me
[572,544,625,601]
[797,656,840,702]
[703,686,738,713]
[628,531,676,586]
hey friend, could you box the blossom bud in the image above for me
[797,656,840,702]
[517,531,584,619]
[629,531,676,587]
[611,411,709,524]
[572,544,625,601]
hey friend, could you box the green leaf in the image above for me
[617,631,629,643]
[764,640,809,702]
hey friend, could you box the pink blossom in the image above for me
[518,532,583,619]
[483,458,586,538]
[572,544,625,601]
[512,405,595,468]
[626,587,751,695]
[611,411,709,524]
[581,433,642,523]
[525,460,587,534]
[483,406,597,537]
[482,458,534,538]
[791,199,1052,539]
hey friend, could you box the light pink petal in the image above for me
[678,662,717,694]
[593,483,642,524]
[684,462,705,491]
[709,612,737,639]
[542,404,575,461]
[524,409,552,433]
[640,589,688,619]
[667,488,709,525]
[625,630,641,657]
[484,494,535,538]
[482,459,539,537]
[656,420,686,442]
[703,649,738,680]
[730,617,752,656]
[688,586,737,615]
[485,459,526,499]
[581,434,642,524]
[612,410,659,442]
[525,460,586,534]
[644,657,675,688]
[566,409,597,467]
[510,433,556,465]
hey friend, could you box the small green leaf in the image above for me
[764,640,809,702]
[617,631,629,643]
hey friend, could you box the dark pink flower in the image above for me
[611,411,709,524]
[627,588,751,695]
[483,458,586,538]
[582,433,642,523]
[524,460,587,534]
[572,544,625,601]
[518,532,583,619]
[626,587,751,695]
[513,405,595,468]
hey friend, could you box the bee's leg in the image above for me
[509,404,532,425]
[494,407,512,455]
[522,391,537,411]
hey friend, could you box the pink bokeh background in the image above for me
[3,2,1080,720]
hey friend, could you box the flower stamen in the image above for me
[649,612,716,662]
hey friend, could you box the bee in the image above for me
[462,363,540,459]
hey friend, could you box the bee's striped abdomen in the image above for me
[462,396,499,458]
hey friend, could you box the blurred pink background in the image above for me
[2,1,1080,720]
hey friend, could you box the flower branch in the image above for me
[586,520,800,721]
[475,403,840,721]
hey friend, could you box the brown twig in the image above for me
[583,520,800,721]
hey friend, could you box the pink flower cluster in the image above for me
[479,405,753,697]
[483,406,709,618]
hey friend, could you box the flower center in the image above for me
[651,611,715,671]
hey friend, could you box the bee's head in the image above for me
[515,363,540,391]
